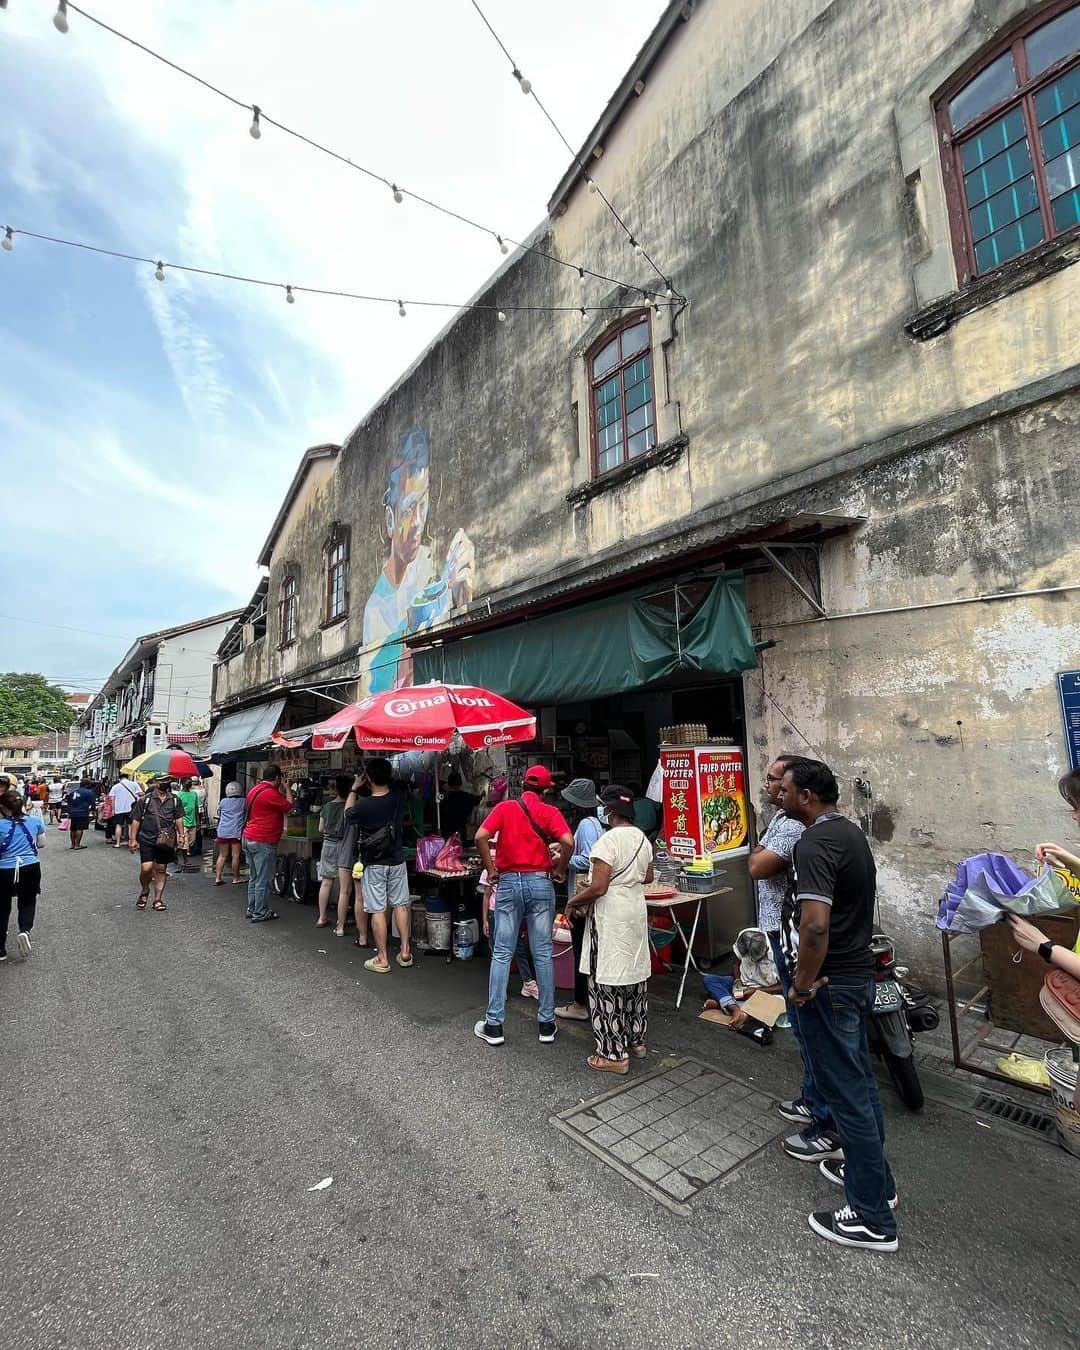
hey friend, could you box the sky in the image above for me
[0,0,665,693]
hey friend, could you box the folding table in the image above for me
[647,886,732,1010]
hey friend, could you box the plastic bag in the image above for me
[937,853,1077,932]
[58,818,71,832]
[416,834,446,871]
[433,833,466,873]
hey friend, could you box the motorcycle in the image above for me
[866,931,939,1111]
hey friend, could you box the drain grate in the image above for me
[972,1091,1057,1137]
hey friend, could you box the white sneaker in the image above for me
[16,931,32,959]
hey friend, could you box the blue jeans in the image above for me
[796,976,897,1235]
[244,840,277,920]
[769,933,834,1131]
[701,973,736,1007]
[486,873,555,1025]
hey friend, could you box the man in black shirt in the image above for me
[778,758,898,1253]
[345,758,411,975]
[440,771,478,843]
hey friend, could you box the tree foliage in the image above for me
[0,673,78,738]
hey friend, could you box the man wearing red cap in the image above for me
[473,765,574,1046]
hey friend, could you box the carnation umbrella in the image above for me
[309,683,536,753]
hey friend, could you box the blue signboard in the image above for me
[1058,670,1080,773]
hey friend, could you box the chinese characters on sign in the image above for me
[660,746,749,859]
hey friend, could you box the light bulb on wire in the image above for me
[664,281,675,300]
[285,285,295,305]
[397,300,406,318]
[249,106,262,140]
[496,235,509,255]
[497,311,507,323]
[392,184,404,204]
[512,68,531,95]
[154,261,165,282]
[586,177,598,195]
[630,238,643,256]
[2,227,13,253]
[53,2,69,34]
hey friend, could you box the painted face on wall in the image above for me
[386,467,430,569]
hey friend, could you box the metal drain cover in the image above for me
[972,1090,1058,1137]
[551,1058,785,1216]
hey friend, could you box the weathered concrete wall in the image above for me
[743,389,1080,986]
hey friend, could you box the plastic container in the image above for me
[1045,1047,1080,1158]
[681,870,716,894]
[453,920,476,961]
[426,911,452,951]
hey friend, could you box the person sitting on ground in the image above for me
[702,927,782,1046]
[565,784,654,1075]
[345,759,412,974]
[63,777,96,850]
[213,781,246,886]
[316,775,353,936]
[555,777,604,1023]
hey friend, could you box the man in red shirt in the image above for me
[242,766,293,923]
[473,765,573,1047]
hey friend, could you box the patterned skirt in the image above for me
[587,914,648,1060]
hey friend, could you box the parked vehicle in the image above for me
[866,931,939,1111]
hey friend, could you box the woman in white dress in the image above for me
[566,784,654,1074]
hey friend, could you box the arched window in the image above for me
[279,568,298,647]
[938,1,1080,282]
[588,312,656,476]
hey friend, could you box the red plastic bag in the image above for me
[416,834,445,871]
[433,833,466,873]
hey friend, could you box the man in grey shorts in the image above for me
[344,758,413,974]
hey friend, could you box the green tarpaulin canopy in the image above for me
[414,571,757,705]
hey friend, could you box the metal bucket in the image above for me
[1044,1047,1080,1158]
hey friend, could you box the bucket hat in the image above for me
[561,777,597,810]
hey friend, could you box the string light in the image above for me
[53,2,69,34]
[496,234,509,255]
[56,5,660,303]
[586,178,598,194]
[249,105,262,140]
[579,306,587,318]
[497,310,507,322]
[3,225,679,321]
[512,68,532,96]
[630,238,643,255]
[285,284,295,304]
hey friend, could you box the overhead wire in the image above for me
[466,0,680,298]
[58,2,673,302]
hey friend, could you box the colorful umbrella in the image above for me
[310,683,535,752]
[121,748,213,779]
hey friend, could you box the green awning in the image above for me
[414,572,757,705]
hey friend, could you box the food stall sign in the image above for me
[661,746,749,860]
[1057,670,1080,772]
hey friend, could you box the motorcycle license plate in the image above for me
[874,980,904,1012]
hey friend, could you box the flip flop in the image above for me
[136,895,148,910]
[152,899,167,912]
[364,958,391,973]
[396,953,414,967]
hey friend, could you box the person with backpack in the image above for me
[0,786,46,962]
[129,775,186,912]
[242,765,293,924]
[344,759,412,974]
[472,765,574,1047]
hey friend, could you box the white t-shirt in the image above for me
[580,826,652,986]
[48,782,64,803]
[109,779,143,813]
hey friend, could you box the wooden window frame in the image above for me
[937,0,1080,286]
[587,310,656,480]
[278,572,298,649]
[323,527,350,625]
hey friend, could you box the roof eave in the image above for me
[256,444,342,568]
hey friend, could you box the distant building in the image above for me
[0,733,74,780]
[72,611,243,782]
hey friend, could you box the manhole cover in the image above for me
[551,1058,785,1216]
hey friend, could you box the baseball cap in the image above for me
[523,765,554,789]
[598,783,635,816]
[152,774,173,786]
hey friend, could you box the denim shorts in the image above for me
[317,838,342,881]
[361,862,410,913]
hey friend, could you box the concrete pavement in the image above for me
[2,833,1077,1349]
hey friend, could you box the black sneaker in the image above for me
[782,1124,844,1162]
[473,1020,505,1046]
[778,1097,814,1124]
[538,1021,557,1043]
[808,1204,898,1252]
[0,950,7,962]
[819,1158,899,1210]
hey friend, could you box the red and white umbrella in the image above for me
[310,683,535,753]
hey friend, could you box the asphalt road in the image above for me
[2,834,1078,1350]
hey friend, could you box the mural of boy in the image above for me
[359,426,475,694]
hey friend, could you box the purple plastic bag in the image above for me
[416,834,445,871]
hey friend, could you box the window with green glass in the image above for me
[588,313,656,476]
[941,2,1080,279]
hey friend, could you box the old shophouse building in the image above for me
[211,0,1080,982]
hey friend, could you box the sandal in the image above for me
[214,879,225,887]
[353,935,372,948]
[396,952,414,967]
[152,899,167,912]
[629,1044,648,1059]
[315,920,331,928]
[555,1004,589,1022]
[364,957,391,974]
[587,1054,630,1075]
[136,894,148,910]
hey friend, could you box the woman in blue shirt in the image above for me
[0,787,46,961]
[555,778,605,1023]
